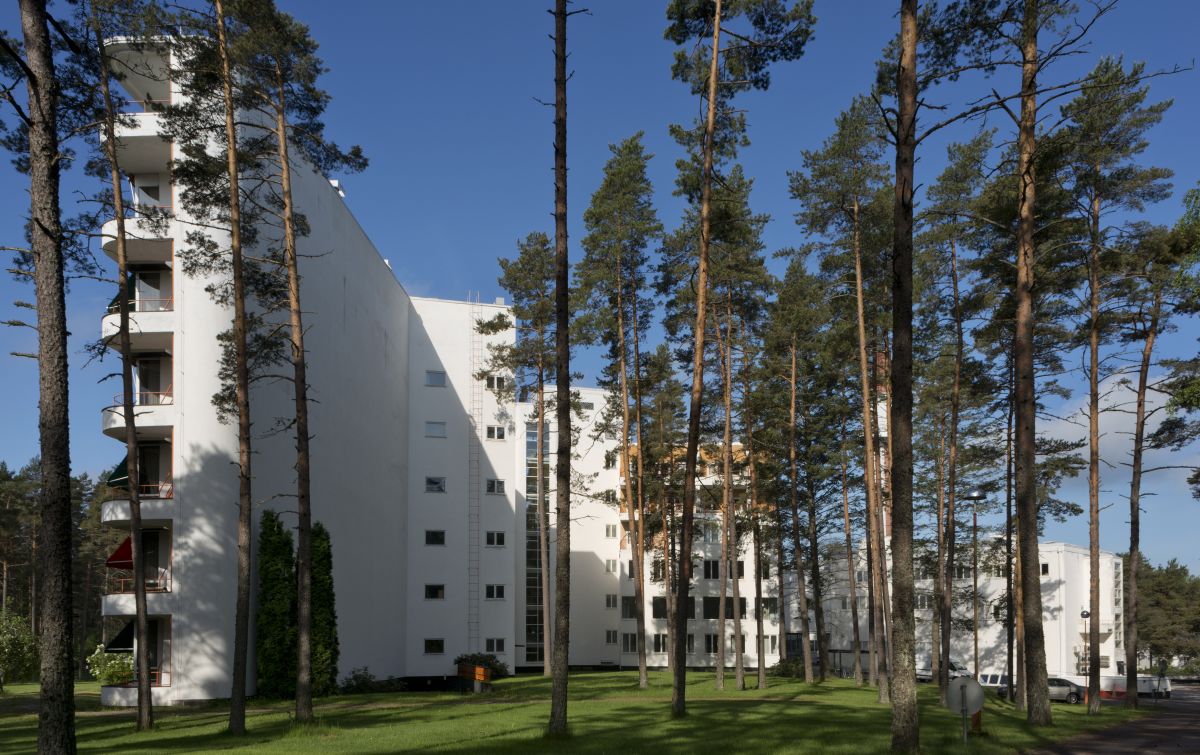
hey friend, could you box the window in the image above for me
[621,596,638,619]
[701,522,721,543]
[769,634,778,654]
[729,634,746,653]
[486,375,508,391]
[703,596,746,619]
[605,524,618,538]
[856,570,867,584]
[424,584,445,600]
[652,596,668,619]
[759,597,778,620]
[914,593,934,610]
[486,531,506,547]
[704,634,720,654]
[486,425,506,440]
[653,633,669,653]
[605,593,618,609]
[731,560,745,579]
[605,630,618,645]
[485,638,505,653]
[686,634,696,653]
[953,565,972,580]
[992,602,1004,622]
[425,476,446,493]
[604,453,616,470]
[761,561,770,579]
[425,370,447,387]
[622,633,640,653]
[1041,563,1050,576]
[840,597,849,610]
[425,421,447,438]
[486,479,506,495]
[704,560,720,580]
[627,560,635,580]
[651,560,664,582]
[424,639,444,655]
[425,530,446,546]
[605,559,618,574]
[581,401,595,410]
[485,584,505,600]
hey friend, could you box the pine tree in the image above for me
[310,522,338,697]
[255,511,296,699]
[576,132,661,689]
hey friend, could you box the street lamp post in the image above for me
[963,489,987,679]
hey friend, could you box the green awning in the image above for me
[107,457,130,491]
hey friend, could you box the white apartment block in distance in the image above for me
[96,40,787,705]
[817,538,1125,693]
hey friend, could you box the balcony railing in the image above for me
[107,568,172,595]
[106,297,173,314]
[107,668,172,688]
[120,98,170,113]
[111,389,174,407]
[122,480,174,499]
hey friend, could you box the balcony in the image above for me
[102,488,175,526]
[1079,620,1115,637]
[105,110,169,174]
[101,394,175,441]
[101,216,175,263]
[101,303,174,353]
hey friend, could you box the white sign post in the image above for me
[946,677,985,745]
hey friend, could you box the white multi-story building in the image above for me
[95,41,785,705]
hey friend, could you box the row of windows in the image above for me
[425,371,510,392]
[425,584,507,600]
[424,530,506,547]
[424,477,506,495]
[604,558,758,580]
[604,632,780,655]
[600,595,779,620]
[424,421,509,441]
[423,637,507,655]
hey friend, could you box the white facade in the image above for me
[97,43,784,705]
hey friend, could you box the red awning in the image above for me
[106,536,133,569]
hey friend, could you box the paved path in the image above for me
[1029,685,1200,754]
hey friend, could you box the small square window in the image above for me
[424,638,444,655]
[486,425,507,440]
[425,421,447,438]
[627,560,635,579]
[486,375,508,391]
[605,629,618,645]
[621,596,638,619]
[621,633,639,653]
[704,634,719,654]
[485,638,505,653]
[425,476,446,493]
[425,530,446,546]
[761,562,770,579]
[605,559,618,574]
[425,370,447,387]
[581,401,595,410]
[704,560,720,580]
[605,524,618,538]
[486,531,506,547]
[425,584,445,600]
[485,584,505,600]
[1041,563,1050,576]
[486,479,506,495]
[653,633,669,653]
[605,593,618,609]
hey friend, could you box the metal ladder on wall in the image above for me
[467,293,484,652]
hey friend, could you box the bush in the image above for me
[0,614,37,691]
[770,657,807,678]
[86,645,134,687]
[453,652,510,680]
[256,510,296,698]
[339,666,406,694]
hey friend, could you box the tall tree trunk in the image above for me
[1005,361,1016,702]
[807,474,827,681]
[94,27,153,731]
[775,494,790,662]
[548,0,572,736]
[20,1,76,748]
[722,301,744,690]
[1015,526,1026,711]
[658,404,675,671]
[215,0,255,734]
[672,0,722,718]
[890,1,919,747]
[869,350,891,703]
[933,418,946,699]
[788,339,815,683]
[716,321,728,690]
[1086,190,1102,715]
[851,199,884,698]
[271,66,316,722]
[615,247,648,688]
[840,446,863,686]
[941,239,963,699]
[867,530,878,688]
[1014,0,1052,726]
[746,418,766,690]
[1125,288,1159,708]
[631,257,649,685]
[537,369,551,677]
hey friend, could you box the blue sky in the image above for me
[1,1,1197,569]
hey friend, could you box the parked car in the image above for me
[915,658,970,683]
[1137,676,1172,699]
[1047,677,1084,704]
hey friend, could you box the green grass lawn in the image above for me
[0,672,1147,754]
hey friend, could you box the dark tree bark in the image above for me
[889,0,920,749]
[1086,191,1102,715]
[806,474,827,681]
[537,369,551,677]
[1125,288,1159,709]
[214,0,255,734]
[1014,0,1052,726]
[672,0,722,719]
[840,446,863,686]
[93,26,153,731]
[270,64,315,723]
[19,0,76,750]
[788,339,814,683]
[547,0,572,736]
